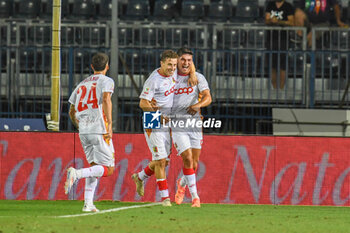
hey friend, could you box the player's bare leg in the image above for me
[192,148,201,172]
[154,158,171,206]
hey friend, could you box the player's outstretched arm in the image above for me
[69,104,79,130]
[187,89,212,115]
[102,92,113,140]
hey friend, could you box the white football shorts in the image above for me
[144,128,171,161]
[79,134,115,167]
[172,130,202,155]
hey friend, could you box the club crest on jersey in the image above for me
[143,87,150,95]
[172,77,176,83]
[153,146,158,153]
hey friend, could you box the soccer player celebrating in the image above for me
[65,53,115,212]
[132,50,198,206]
[172,47,212,207]
[135,50,178,206]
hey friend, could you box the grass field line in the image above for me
[55,202,161,218]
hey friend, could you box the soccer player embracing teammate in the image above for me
[172,48,212,207]
[133,48,211,207]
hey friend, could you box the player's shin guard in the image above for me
[156,179,169,200]
[84,177,98,205]
[183,168,199,200]
[138,165,154,181]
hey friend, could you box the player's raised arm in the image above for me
[187,62,198,87]
[102,92,113,140]
[69,104,79,129]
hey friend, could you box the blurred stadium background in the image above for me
[1,0,350,134]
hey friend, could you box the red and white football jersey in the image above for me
[172,71,209,117]
[139,68,176,115]
[69,74,115,134]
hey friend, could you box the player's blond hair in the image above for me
[160,50,178,62]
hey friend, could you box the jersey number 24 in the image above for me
[77,83,98,112]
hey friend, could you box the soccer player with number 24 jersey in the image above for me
[65,53,115,212]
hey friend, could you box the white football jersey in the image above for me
[139,68,176,115]
[172,72,209,117]
[69,74,115,134]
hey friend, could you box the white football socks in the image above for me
[180,175,187,187]
[184,174,199,200]
[84,177,98,205]
[138,170,149,181]
[76,165,104,179]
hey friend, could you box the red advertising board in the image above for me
[0,132,349,206]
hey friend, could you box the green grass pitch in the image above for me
[0,200,349,233]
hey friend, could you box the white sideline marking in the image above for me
[56,203,161,218]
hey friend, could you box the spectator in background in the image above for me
[265,0,295,90]
[294,0,348,47]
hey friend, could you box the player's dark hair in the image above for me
[177,47,193,57]
[91,53,109,71]
[160,50,178,62]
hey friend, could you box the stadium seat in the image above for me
[15,0,40,18]
[180,0,205,21]
[205,0,232,22]
[139,28,157,47]
[0,49,6,70]
[98,0,124,19]
[233,0,259,23]
[71,0,95,19]
[99,0,112,19]
[124,0,150,20]
[165,28,187,47]
[61,26,74,45]
[153,0,178,21]
[35,49,51,73]
[0,0,13,18]
[19,48,35,72]
[0,26,7,45]
[217,28,240,49]
[81,27,107,46]
[74,50,92,73]
[35,26,51,45]
[247,29,266,49]
[118,27,130,46]
[44,0,69,19]
[288,52,305,77]
[330,30,350,50]
[0,118,46,131]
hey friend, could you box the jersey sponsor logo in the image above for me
[164,86,175,96]
[174,87,194,95]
